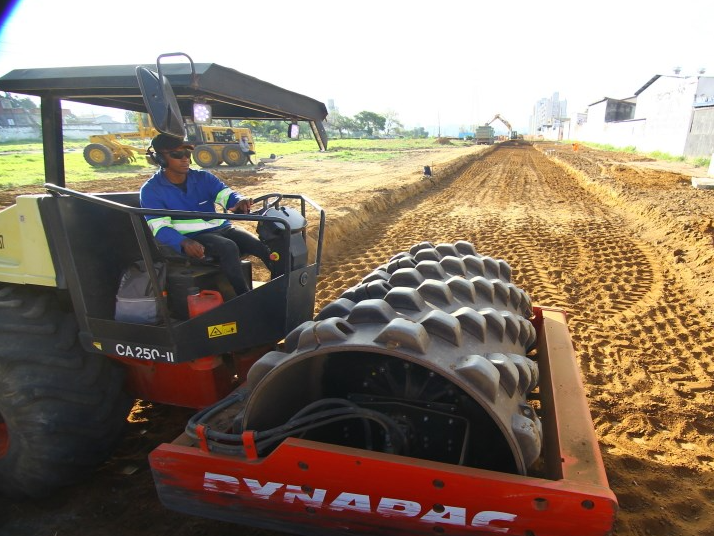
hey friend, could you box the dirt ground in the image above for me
[2,141,714,536]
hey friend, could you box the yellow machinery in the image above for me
[185,122,256,168]
[487,114,518,140]
[83,113,157,166]
[83,115,257,168]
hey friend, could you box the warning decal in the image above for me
[208,322,238,338]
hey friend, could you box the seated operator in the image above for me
[140,133,272,295]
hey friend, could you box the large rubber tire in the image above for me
[83,143,114,167]
[0,285,133,498]
[193,145,219,168]
[222,144,248,167]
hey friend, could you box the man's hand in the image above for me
[181,238,205,259]
[230,197,253,214]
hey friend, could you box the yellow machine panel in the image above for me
[0,195,56,286]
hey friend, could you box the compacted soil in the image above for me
[2,141,714,536]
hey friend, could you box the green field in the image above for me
[0,138,453,188]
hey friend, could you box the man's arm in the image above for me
[203,171,246,212]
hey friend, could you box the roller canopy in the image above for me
[0,62,328,150]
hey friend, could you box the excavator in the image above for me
[487,114,518,140]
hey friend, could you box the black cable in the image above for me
[254,410,407,455]
[279,398,374,449]
[266,398,372,442]
[185,389,248,440]
[188,397,366,443]
[192,398,408,457]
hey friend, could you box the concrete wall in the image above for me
[0,122,137,142]
[539,123,562,141]
[559,116,587,141]
[635,76,698,154]
[0,125,39,141]
[684,105,714,158]
[693,78,714,107]
[579,100,607,143]
[600,119,646,148]
[578,102,645,148]
[576,76,714,157]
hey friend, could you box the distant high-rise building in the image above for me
[529,92,568,135]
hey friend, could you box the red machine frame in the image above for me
[150,307,618,536]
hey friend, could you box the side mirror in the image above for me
[287,122,299,139]
[136,66,185,138]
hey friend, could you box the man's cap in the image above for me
[151,133,194,152]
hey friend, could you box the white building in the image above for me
[578,74,714,157]
[530,92,568,137]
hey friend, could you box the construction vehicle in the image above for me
[83,113,157,166]
[487,114,519,141]
[474,125,495,145]
[0,54,617,536]
[84,114,257,169]
[184,122,257,168]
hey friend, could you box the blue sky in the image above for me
[1,0,711,134]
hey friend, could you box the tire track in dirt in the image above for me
[316,143,714,536]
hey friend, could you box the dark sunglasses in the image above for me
[164,149,192,159]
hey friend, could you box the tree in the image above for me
[382,110,403,137]
[354,111,386,137]
[326,111,357,138]
[242,120,286,140]
[406,126,429,139]
[2,92,37,110]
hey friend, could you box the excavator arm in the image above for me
[487,113,513,134]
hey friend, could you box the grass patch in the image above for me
[0,137,469,188]
[254,139,321,157]
[692,156,711,168]
[317,150,399,162]
[257,137,445,158]
[566,141,710,168]
[0,140,87,153]
[0,149,150,188]
[647,150,685,162]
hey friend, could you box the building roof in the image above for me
[634,73,714,96]
[588,97,636,107]
[634,75,663,96]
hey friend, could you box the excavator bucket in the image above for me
[149,242,617,536]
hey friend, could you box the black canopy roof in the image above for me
[0,61,328,149]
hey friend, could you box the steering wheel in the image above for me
[250,193,283,215]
